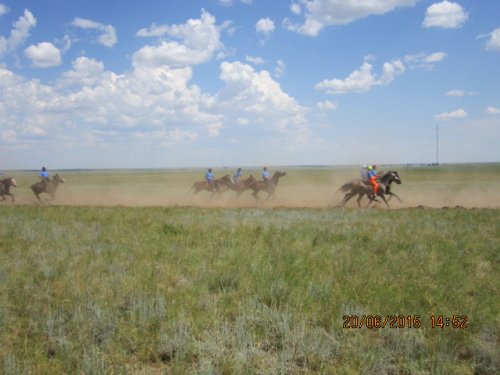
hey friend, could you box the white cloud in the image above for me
[24,42,61,68]
[290,3,301,15]
[0,9,36,56]
[404,51,446,69]
[485,106,500,115]
[0,54,223,147]
[317,100,337,111]
[256,18,275,34]
[274,59,286,78]
[71,17,117,47]
[315,59,405,94]
[136,23,169,37]
[435,108,467,121]
[245,55,265,65]
[423,1,468,29]
[0,3,9,16]
[446,89,464,97]
[217,0,252,6]
[216,61,307,134]
[132,10,223,68]
[485,28,500,51]
[283,0,419,36]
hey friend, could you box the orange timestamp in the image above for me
[342,314,468,329]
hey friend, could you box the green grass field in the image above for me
[1,165,499,374]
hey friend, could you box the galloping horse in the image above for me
[336,171,402,208]
[31,174,65,203]
[225,175,259,198]
[242,171,286,200]
[0,177,17,203]
[191,174,233,199]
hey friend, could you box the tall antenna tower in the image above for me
[435,125,439,165]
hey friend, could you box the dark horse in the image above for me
[240,171,286,200]
[0,177,17,203]
[336,171,402,208]
[31,174,65,203]
[191,174,233,199]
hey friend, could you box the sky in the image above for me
[0,0,499,169]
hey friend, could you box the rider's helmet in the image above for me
[372,165,377,169]
[263,166,267,170]
[208,168,212,172]
[367,165,372,170]
[42,166,46,171]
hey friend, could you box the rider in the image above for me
[360,164,369,182]
[262,166,270,189]
[205,168,215,192]
[233,167,242,186]
[367,164,379,197]
[39,166,50,189]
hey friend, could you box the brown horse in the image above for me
[191,174,232,199]
[241,171,286,200]
[0,177,17,203]
[31,174,65,203]
[225,175,260,198]
[336,171,402,208]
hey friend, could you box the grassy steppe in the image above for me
[1,205,498,374]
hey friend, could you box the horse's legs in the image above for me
[339,192,356,207]
[388,192,402,203]
[381,195,390,208]
[356,193,365,207]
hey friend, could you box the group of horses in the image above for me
[0,174,65,204]
[192,171,287,200]
[191,169,403,207]
[0,169,403,207]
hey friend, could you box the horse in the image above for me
[336,171,402,208]
[241,171,286,200]
[31,174,65,203]
[223,175,259,199]
[0,177,17,203]
[191,174,233,199]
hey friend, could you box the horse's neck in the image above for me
[271,174,281,185]
[380,173,392,186]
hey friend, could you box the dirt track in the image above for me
[7,182,500,209]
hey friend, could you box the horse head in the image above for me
[52,174,65,183]
[381,171,401,185]
[1,177,16,187]
[272,171,286,183]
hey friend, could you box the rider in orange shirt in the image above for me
[367,164,379,197]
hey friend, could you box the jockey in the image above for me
[262,166,270,188]
[360,164,369,182]
[367,165,379,197]
[39,166,50,189]
[205,168,215,192]
[233,167,242,185]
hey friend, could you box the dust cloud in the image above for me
[9,180,500,209]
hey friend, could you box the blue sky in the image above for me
[0,0,499,169]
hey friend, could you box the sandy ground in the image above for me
[6,181,500,209]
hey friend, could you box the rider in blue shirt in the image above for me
[205,168,215,192]
[233,168,242,185]
[262,167,270,189]
[39,166,49,189]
